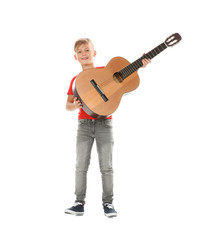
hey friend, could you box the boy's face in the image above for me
[74,43,96,66]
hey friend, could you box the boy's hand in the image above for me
[66,95,82,111]
[141,53,151,68]
[73,97,82,109]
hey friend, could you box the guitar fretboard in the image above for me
[119,42,167,79]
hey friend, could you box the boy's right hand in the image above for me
[66,95,82,111]
[73,97,82,109]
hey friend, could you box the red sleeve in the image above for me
[67,76,77,95]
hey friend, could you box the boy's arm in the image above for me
[66,95,82,111]
[141,53,151,67]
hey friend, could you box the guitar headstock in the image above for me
[165,33,182,47]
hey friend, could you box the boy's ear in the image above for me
[93,50,97,57]
[74,54,78,60]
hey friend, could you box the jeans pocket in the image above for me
[78,119,86,126]
[104,119,113,128]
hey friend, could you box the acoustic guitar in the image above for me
[73,33,182,118]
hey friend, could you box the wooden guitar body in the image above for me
[73,57,140,118]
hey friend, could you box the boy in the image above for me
[64,38,151,217]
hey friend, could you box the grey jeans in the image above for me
[75,119,114,204]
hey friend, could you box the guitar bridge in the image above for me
[90,80,108,102]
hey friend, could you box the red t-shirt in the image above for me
[67,67,112,120]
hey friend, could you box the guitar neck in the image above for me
[120,42,167,79]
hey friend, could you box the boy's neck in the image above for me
[82,63,95,71]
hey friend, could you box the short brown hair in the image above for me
[74,38,94,52]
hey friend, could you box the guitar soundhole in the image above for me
[113,72,124,83]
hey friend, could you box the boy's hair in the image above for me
[74,38,94,52]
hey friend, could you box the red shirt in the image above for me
[67,67,112,120]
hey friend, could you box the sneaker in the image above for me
[64,202,84,216]
[103,203,117,217]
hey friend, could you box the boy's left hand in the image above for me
[141,53,151,68]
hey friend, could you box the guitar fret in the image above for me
[130,65,135,71]
[121,70,126,78]
[161,43,167,49]
[126,67,131,75]
[146,53,152,59]
[149,51,155,58]
[126,67,131,76]
[132,63,138,71]
[130,66,135,73]
[129,67,134,74]
[132,59,142,72]
[159,44,165,51]
[124,69,129,77]
[125,67,129,74]
[156,47,161,53]
[120,70,124,78]
[135,59,142,68]
[154,47,160,54]
[152,49,158,55]
[121,71,126,79]
[158,44,163,51]
[128,65,131,75]
[121,69,126,77]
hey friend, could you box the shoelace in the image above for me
[104,203,113,209]
[73,202,83,207]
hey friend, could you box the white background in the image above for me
[0,0,213,239]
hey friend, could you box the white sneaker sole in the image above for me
[64,209,84,216]
[104,212,117,217]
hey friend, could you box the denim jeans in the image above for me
[75,119,114,204]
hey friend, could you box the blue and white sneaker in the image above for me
[103,203,117,217]
[64,202,84,216]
